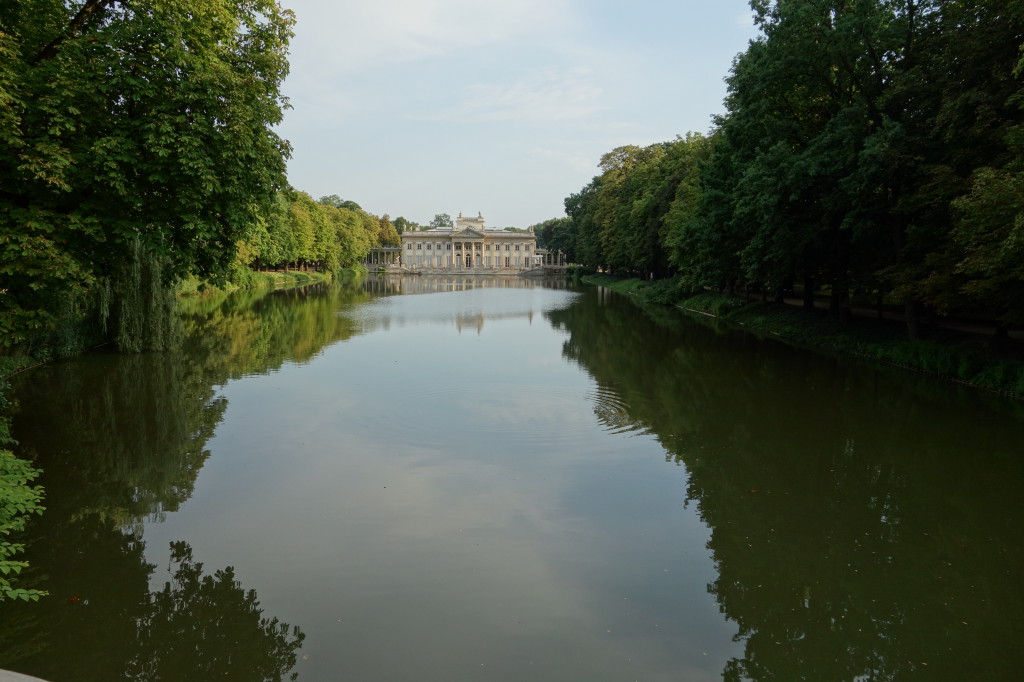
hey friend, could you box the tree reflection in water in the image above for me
[549,287,1024,681]
[0,282,370,680]
[127,542,304,682]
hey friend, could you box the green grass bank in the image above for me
[175,267,344,295]
[582,274,1024,398]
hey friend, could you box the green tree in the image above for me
[564,177,604,271]
[0,0,295,348]
[318,194,362,212]
[287,194,316,269]
[429,213,454,228]
[329,206,374,267]
[0,450,45,602]
[375,214,401,247]
[532,217,576,263]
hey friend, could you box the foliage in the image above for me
[678,292,1024,396]
[236,190,378,274]
[429,213,454,228]
[0,450,45,602]
[392,216,420,233]
[563,135,709,279]
[531,217,576,261]
[0,0,295,351]
[555,0,1024,335]
[317,194,362,211]
[375,214,401,247]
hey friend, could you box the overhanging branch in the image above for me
[30,0,119,65]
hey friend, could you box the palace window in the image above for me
[416,243,422,250]
[525,244,530,252]
[406,243,412,250]
[426,243,432,250]
[475,243,482,251]
[515,244,520,251]
[446,243,452,250]
[504,244,510,251]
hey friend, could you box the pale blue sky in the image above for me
[277,0,760,228]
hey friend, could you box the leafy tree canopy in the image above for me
[0,0,295,347]
[318,194,362,211]
[429,213,454,228]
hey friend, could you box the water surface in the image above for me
[2,276,1023,681]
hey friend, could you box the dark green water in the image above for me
[2,276,1023,681]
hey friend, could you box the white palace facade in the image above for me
[399,212,561,271]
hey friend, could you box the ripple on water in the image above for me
[586,385,648,436]
[368,383,646,450]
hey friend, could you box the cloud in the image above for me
[421,69,606,124]
[289,0,572,74]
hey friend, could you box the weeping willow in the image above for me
[98,239,181,353]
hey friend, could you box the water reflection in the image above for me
[3,278,1023,681]
[362,273,570,296]
[351,274,579,336]
[0,538,304,682]
[128,542,304,682]
[549,287,1024,681]
[0,282,370,680]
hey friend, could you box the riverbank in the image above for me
[176,268,344,295]
[582,274,1024,398]
[1,269,362,380]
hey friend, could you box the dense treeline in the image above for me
[1,0,297,353]
[233,191,398,280]
[0,0,297,600]
[0,1,401,358]
[0,0,393,599]
[555,0,1024,336]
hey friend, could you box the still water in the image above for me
[2,276,1023,681]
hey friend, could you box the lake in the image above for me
[2,275,1023,681]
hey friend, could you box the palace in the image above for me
[400,212,545,271]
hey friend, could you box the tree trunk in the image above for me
[803,275,815,310]
[904,299,919,339]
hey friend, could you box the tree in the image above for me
[429,213,453,228]
[564,177,604,270]
[0,0,295,348]
[531,217,576,263]
[0,450,46,602]
[318,194,362,211]
[375,214,401,247]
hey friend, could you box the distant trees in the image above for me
[238,191,381,274]
[559,0,1024,334]
[563,135,709,280]
[430,213,454,228]
[531,217,576,263]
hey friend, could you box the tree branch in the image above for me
[30,0,119,65]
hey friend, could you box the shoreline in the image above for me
[582,274,1024,399]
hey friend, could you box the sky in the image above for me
[276,0,762,228]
